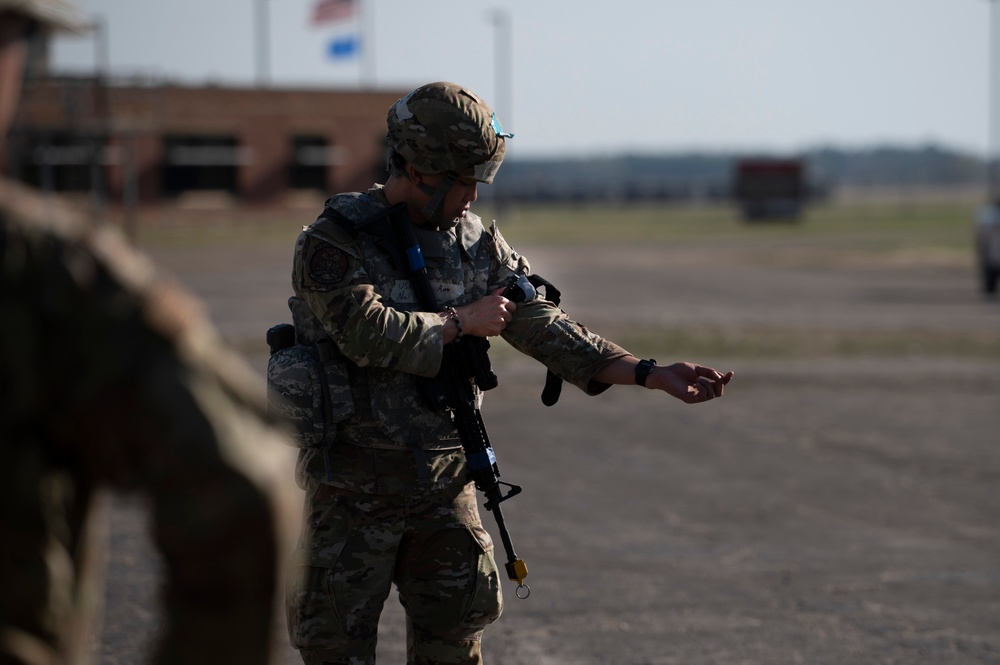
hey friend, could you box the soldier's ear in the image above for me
[405,163,424,185]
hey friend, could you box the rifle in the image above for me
[420,286,534,598]
[371,202,534,598]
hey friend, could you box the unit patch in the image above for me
[308,241,349,285]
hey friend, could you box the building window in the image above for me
[290,135,343,191]
[161,134,244,195]
[11,131,106,192]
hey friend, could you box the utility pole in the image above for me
[255,0,270,87]
[489,9,512,129]
[989,0,999,201]
[488,8,512,214]
[361,0,376,87]
[90,14,109,223]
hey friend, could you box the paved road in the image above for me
[92,230,1000,664]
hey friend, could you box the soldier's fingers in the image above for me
[716,371,734,396]
[696,376,719,399]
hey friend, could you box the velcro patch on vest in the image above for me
[388,280,465,306]
[308,241,350,285]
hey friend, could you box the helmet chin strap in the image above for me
[416,171,459,231]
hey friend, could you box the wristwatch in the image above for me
[635,358,657,387]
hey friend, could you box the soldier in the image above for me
[0,1,299,663]
[279,81,733,664]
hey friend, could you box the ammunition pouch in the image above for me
[265,297,355,448]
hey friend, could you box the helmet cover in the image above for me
[386,81,512,184]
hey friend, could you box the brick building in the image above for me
[5,76,407,206]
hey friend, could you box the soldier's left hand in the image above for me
[649,362,734,404]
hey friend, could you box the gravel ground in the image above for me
[90,221,1000,664]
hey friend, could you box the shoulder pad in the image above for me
[306,209,358,247]
[325,192,387,228]
[307,192,391,244]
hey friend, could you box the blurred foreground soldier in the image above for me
[272,81,733,664]
[0,2,299,663]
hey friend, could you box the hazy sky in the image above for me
[49,0,995,159]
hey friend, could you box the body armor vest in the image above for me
[267,193,497,453]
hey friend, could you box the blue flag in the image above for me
[327,34,360,59]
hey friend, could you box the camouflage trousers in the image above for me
[286,475,504,664]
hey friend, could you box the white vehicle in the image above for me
[976,202,1000,295]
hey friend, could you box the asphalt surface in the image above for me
[91,219,1000,664]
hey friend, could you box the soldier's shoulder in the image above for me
[465,209,486,228]
[1,178,267,413]
[2,178,205,335]
[303,191,377,238]
[323,190,388,225]
[0,177,88,242]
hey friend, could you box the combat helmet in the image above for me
[0,0,89,31]
[386,81,513,226]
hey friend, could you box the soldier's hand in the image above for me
[649,362,734,404]
[455,288,516,337]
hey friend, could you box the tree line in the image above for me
[482,144,989,203]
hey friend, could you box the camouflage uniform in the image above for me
[283,180,629,664]
[0,177,299,665]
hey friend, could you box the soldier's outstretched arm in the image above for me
[592,356,734,404]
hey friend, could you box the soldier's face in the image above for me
[443,174,479,221]
[415,171,480,225]
[0,14,30,147]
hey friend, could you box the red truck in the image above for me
[732,158,808,221]
[975,201,1000,295]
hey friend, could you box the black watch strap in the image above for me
[635,358,657,387]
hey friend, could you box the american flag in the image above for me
[311,0,356,25]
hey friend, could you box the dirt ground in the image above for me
[90,214,1000,664]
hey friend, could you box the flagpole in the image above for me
[255,0,270,86]
[989,0,998,201]
[361,0,375,87]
